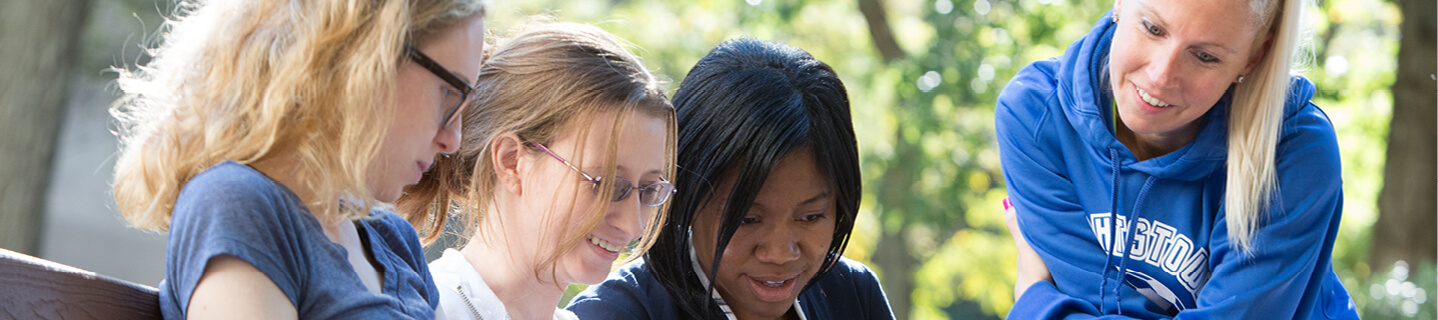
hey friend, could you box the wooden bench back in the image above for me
[0,248,162,319]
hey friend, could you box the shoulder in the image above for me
[554,308,580,320]
[805,257,894,318]
[996,59,1065,141]
[168,160,319,247]
[429,249,476,290]
[566,259,669,319]
[816,257,885,292]
[172,161,309,229]
[430,250,509,320]
[1276,76,1340,174]
[997,60,1062,115]
[179,161,294,205]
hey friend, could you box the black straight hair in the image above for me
[643,38,860,319]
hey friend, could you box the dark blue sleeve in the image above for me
[836,258,896,319]
[998,61,1110,319]
[160,163,311,318]
[566,262,662,320]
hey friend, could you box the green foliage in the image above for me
[476,0,1413,318]
[1353,261,1437,319]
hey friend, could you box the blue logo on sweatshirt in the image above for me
[1087,213,1211,311]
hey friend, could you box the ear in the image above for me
[1112,0,1123,20]
[1241,32,1274,76]
[491,132,527,196]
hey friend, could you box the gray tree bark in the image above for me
[857,1,917,318]
[1372,0,1437,269]
[0,1,92,255]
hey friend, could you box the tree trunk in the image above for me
[872,123,923,319]
[874,225,916,320]
[1372,0,1437,269]
[857,0,905,62]
[858,1,918,317]
[0,0,91,255]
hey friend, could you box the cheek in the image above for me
[801,220,837,260]
[1107,28,1149,76]
[689,203,724,247]
[690,219,722,266]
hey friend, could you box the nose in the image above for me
[435,119,461,155]
[1146,47,1183,89]
[753,224,801,265]
[607,191,645,242]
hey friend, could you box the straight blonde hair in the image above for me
[112,0,486,231]
[1225,0,1308,253]
[396,22,676,278]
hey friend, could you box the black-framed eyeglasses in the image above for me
[529,141,676,207]
[405,45,475,129]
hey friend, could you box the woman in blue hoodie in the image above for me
[996,0,1361,318]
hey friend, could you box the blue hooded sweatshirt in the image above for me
[995,10,1360,319]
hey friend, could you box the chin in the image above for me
[571,265,610,285]
[748,305,795,319]
[374,188,402,204]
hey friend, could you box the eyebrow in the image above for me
[613,165,665,177]
[799,192,832,206]
[1135,1,1238,55]
[751,191,832,212]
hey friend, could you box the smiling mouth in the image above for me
[746,275,799,302]
[588,235,622,253]
[1137,87,1172,107]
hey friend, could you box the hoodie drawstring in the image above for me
[1100,148,1159,315]
[1113,176,1156,315]
[1099,148,1120,313]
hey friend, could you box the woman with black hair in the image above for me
[565,38,894,320]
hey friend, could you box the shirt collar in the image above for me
[687,234,807,320]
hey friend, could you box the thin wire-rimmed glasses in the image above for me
[404,45,474,128]
[529,142,676,207]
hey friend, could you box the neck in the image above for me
[460,206,565,320]
[1114,119,1204,161]
[732,306,799,320]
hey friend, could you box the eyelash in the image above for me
[1139,19,1222,64]
[1141,20,1163,36]
[799,211,827,222]
[736,211,827,225]
[1194,51,1220,63]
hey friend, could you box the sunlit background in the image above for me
[1,0,1431,319]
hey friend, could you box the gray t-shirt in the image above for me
[159,161,438,319]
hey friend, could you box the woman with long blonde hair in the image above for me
[396,22,675,320]
[111,0,486,318]
[996,0,1360,318]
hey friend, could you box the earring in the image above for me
[1113,13,1119,23]
[1237,76,1245,83]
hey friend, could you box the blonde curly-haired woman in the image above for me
[111,0,487,318]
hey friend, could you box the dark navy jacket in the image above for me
[567,257,894,319]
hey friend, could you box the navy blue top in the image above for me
[566,257,894,320]
[159,161,439,319]
[995,10,1358,319]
